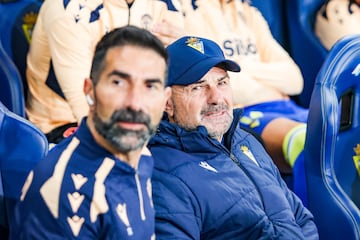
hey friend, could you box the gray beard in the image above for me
[93,108,156,153]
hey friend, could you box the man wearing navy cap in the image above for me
[148,36,318,239]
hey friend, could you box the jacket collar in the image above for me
[148,108,243,152]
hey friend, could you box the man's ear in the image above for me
[84,78,95,107]
[164,86,172,107]
[84,78,93,95]
[165,97,174,118]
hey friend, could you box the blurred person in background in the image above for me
[26,0,182,144]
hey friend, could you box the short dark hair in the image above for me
[90,25,168,85]
[350,0,359,5]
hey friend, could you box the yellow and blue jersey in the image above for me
[9,118,155,239]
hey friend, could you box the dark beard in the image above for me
[93,108,156,153]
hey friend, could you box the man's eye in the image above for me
[218,80,228,86]
[146,82,159,89]
[113,79,124,86]
[218,77,230,86]
[191,85,202,91]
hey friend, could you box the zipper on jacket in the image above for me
[229,152,265,210]
[207,137,266,209]
[135,172,146,220]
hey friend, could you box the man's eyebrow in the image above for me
[197,74,229,84]
[146,78,163,84]
[194,79,206,85]
[217,75,229,81]
[107,70,163,84]
[107,70,130,79]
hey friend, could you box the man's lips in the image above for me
[204,110,226,117]
[116,121,146,130]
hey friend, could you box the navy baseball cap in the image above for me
[166,36,241,86]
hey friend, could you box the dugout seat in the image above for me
[0,0,42,99]
[0,169,7,238]
[304,34,360,240]
[0,101,48,236]
[286,0,328,108]
[0,41,25,117]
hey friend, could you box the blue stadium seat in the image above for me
[0,101,48,236]
[304,34,360,240]
[250,0,288,50]
[0,41,25,117]
[0,0,42,98]
[286,0,328,108]
[0,169,8,238]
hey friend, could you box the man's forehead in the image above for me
[103,48,166,78]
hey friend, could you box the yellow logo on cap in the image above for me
[186,37,204,54]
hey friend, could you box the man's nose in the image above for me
[124,86,143,111]
[207,85,222,104]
